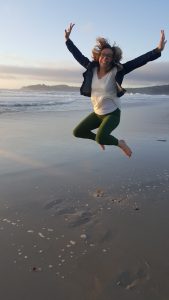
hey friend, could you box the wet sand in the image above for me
[0,100,169,300]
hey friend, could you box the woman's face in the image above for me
[99,48,114,68]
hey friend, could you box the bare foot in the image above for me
[118,140,132,158]
[99,144,105,150]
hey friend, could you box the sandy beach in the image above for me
[0,99,169,300]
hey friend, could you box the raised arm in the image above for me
[65,23,90,69]
[123,30,166,75]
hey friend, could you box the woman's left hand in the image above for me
[157,30,167,51]
[65,23,75,41]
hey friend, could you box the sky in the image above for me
[0,0,168,89]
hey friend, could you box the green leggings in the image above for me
[73,108,121,146]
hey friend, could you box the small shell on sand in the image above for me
[80,234,87,239]
[93,189,104,197]
[70,240,76,245]
[38,232,45,238]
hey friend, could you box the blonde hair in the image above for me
[92,37,123,64]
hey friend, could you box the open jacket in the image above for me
[66,39,161,98]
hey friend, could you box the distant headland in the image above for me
[21,84,169,95]
[21,84,79,92]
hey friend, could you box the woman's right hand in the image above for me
[65,23,75,41]
[157,30,167,51]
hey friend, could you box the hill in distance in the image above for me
[21,84,169,95]
[21,84,79,92]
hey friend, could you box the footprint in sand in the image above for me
[116,261,150,290]
[44,199,62,209]
[66,210,92,227]
[44,200,75,216]
[55,207,75,216]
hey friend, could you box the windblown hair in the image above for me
[92,37,123,64]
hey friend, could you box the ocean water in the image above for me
[0,89,168,113]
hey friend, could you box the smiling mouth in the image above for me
[102,61,110,65]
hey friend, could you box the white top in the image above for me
[91,67,121,115]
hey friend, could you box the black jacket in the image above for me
[66,39,161,97]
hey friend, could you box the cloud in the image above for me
[124,61,169,86]
[0,60,168,88]
[0,64,83,84]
